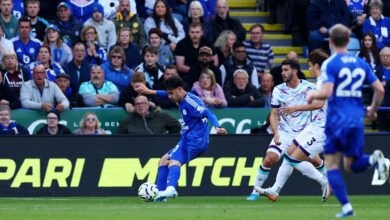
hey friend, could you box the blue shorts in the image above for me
[324,127,364,157]
[167,139,208,164]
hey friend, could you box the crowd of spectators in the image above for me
[1,0,390,135]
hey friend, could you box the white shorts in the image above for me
[293,124,325,159]
[267,131,297,158]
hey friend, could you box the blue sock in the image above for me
[351,154,370,173]
[167,165,181,188]
[156,166,169,191]
[327,169,349,206]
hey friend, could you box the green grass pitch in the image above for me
[0,196,389,220]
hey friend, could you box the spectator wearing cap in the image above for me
[84,3,117,51]
[220,42,259,88]
[0,105,29,135]
[20,64,70,111]
[28,44,66,82]
[36,109,72,135]
[175,22,217,84]
[11,16,42,67]
[53,2,83,47]
[25,0,50,41]
[56,73,84,108]
[243,24,275,77]
[44,24,73,66]
[0,73,21,110]
[63,42,91,91]
[113,0,147,49]
[223,69,265,107]
[78,65,120,108]
[186,46,222,88]
[0,0,19,39]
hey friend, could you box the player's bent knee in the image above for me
[169,159,182,167]
[262,152,280,167]
[159,154,170,166]
[287,144,297,155]
[311,156,323,167]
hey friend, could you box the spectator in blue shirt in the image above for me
[0,105,29,135]
[11,16,42,67]
[101,46,133,92]
[363,0,390,49]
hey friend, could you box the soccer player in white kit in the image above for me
[254,49,331,202]
[246,59,325,201]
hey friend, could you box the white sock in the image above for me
[316,160,327,176]
[369,155,374,166]
[342,203,353,213]
[270,160,294,194]
[295,161,327,186]
[252,166,271,193]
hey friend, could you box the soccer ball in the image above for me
[138,183,159,202]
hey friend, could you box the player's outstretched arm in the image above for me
[133,83,156,95]
[282,99,325,115]
[133,83,168,98]
[203,108,227,134]
[307,83,334,103]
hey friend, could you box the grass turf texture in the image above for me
[0,196,389,220]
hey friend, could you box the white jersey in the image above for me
[271,80,315,134]
[311,76,327,127]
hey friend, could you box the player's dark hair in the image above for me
[308,49,329,67]
[189,22,203,30]
[233,41,245,51]
[329,24,351,47]
[281,59,300,71]
[144,47,158,55]
[18,16,31,27]
[165,76,184,90]
[148,28,163,38]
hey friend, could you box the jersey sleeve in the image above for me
[185,96,219,128]
[270,87,281,108]
[321,59,335,84]
[156,90,169,98]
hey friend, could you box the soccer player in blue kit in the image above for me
[307,24,390,218]
[135,76,227,202]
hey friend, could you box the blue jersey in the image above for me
[321,53,378,130]
[11,37,42,67]
[12,0,24,19]
[348,0,365,15]
[179,92,219,142]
